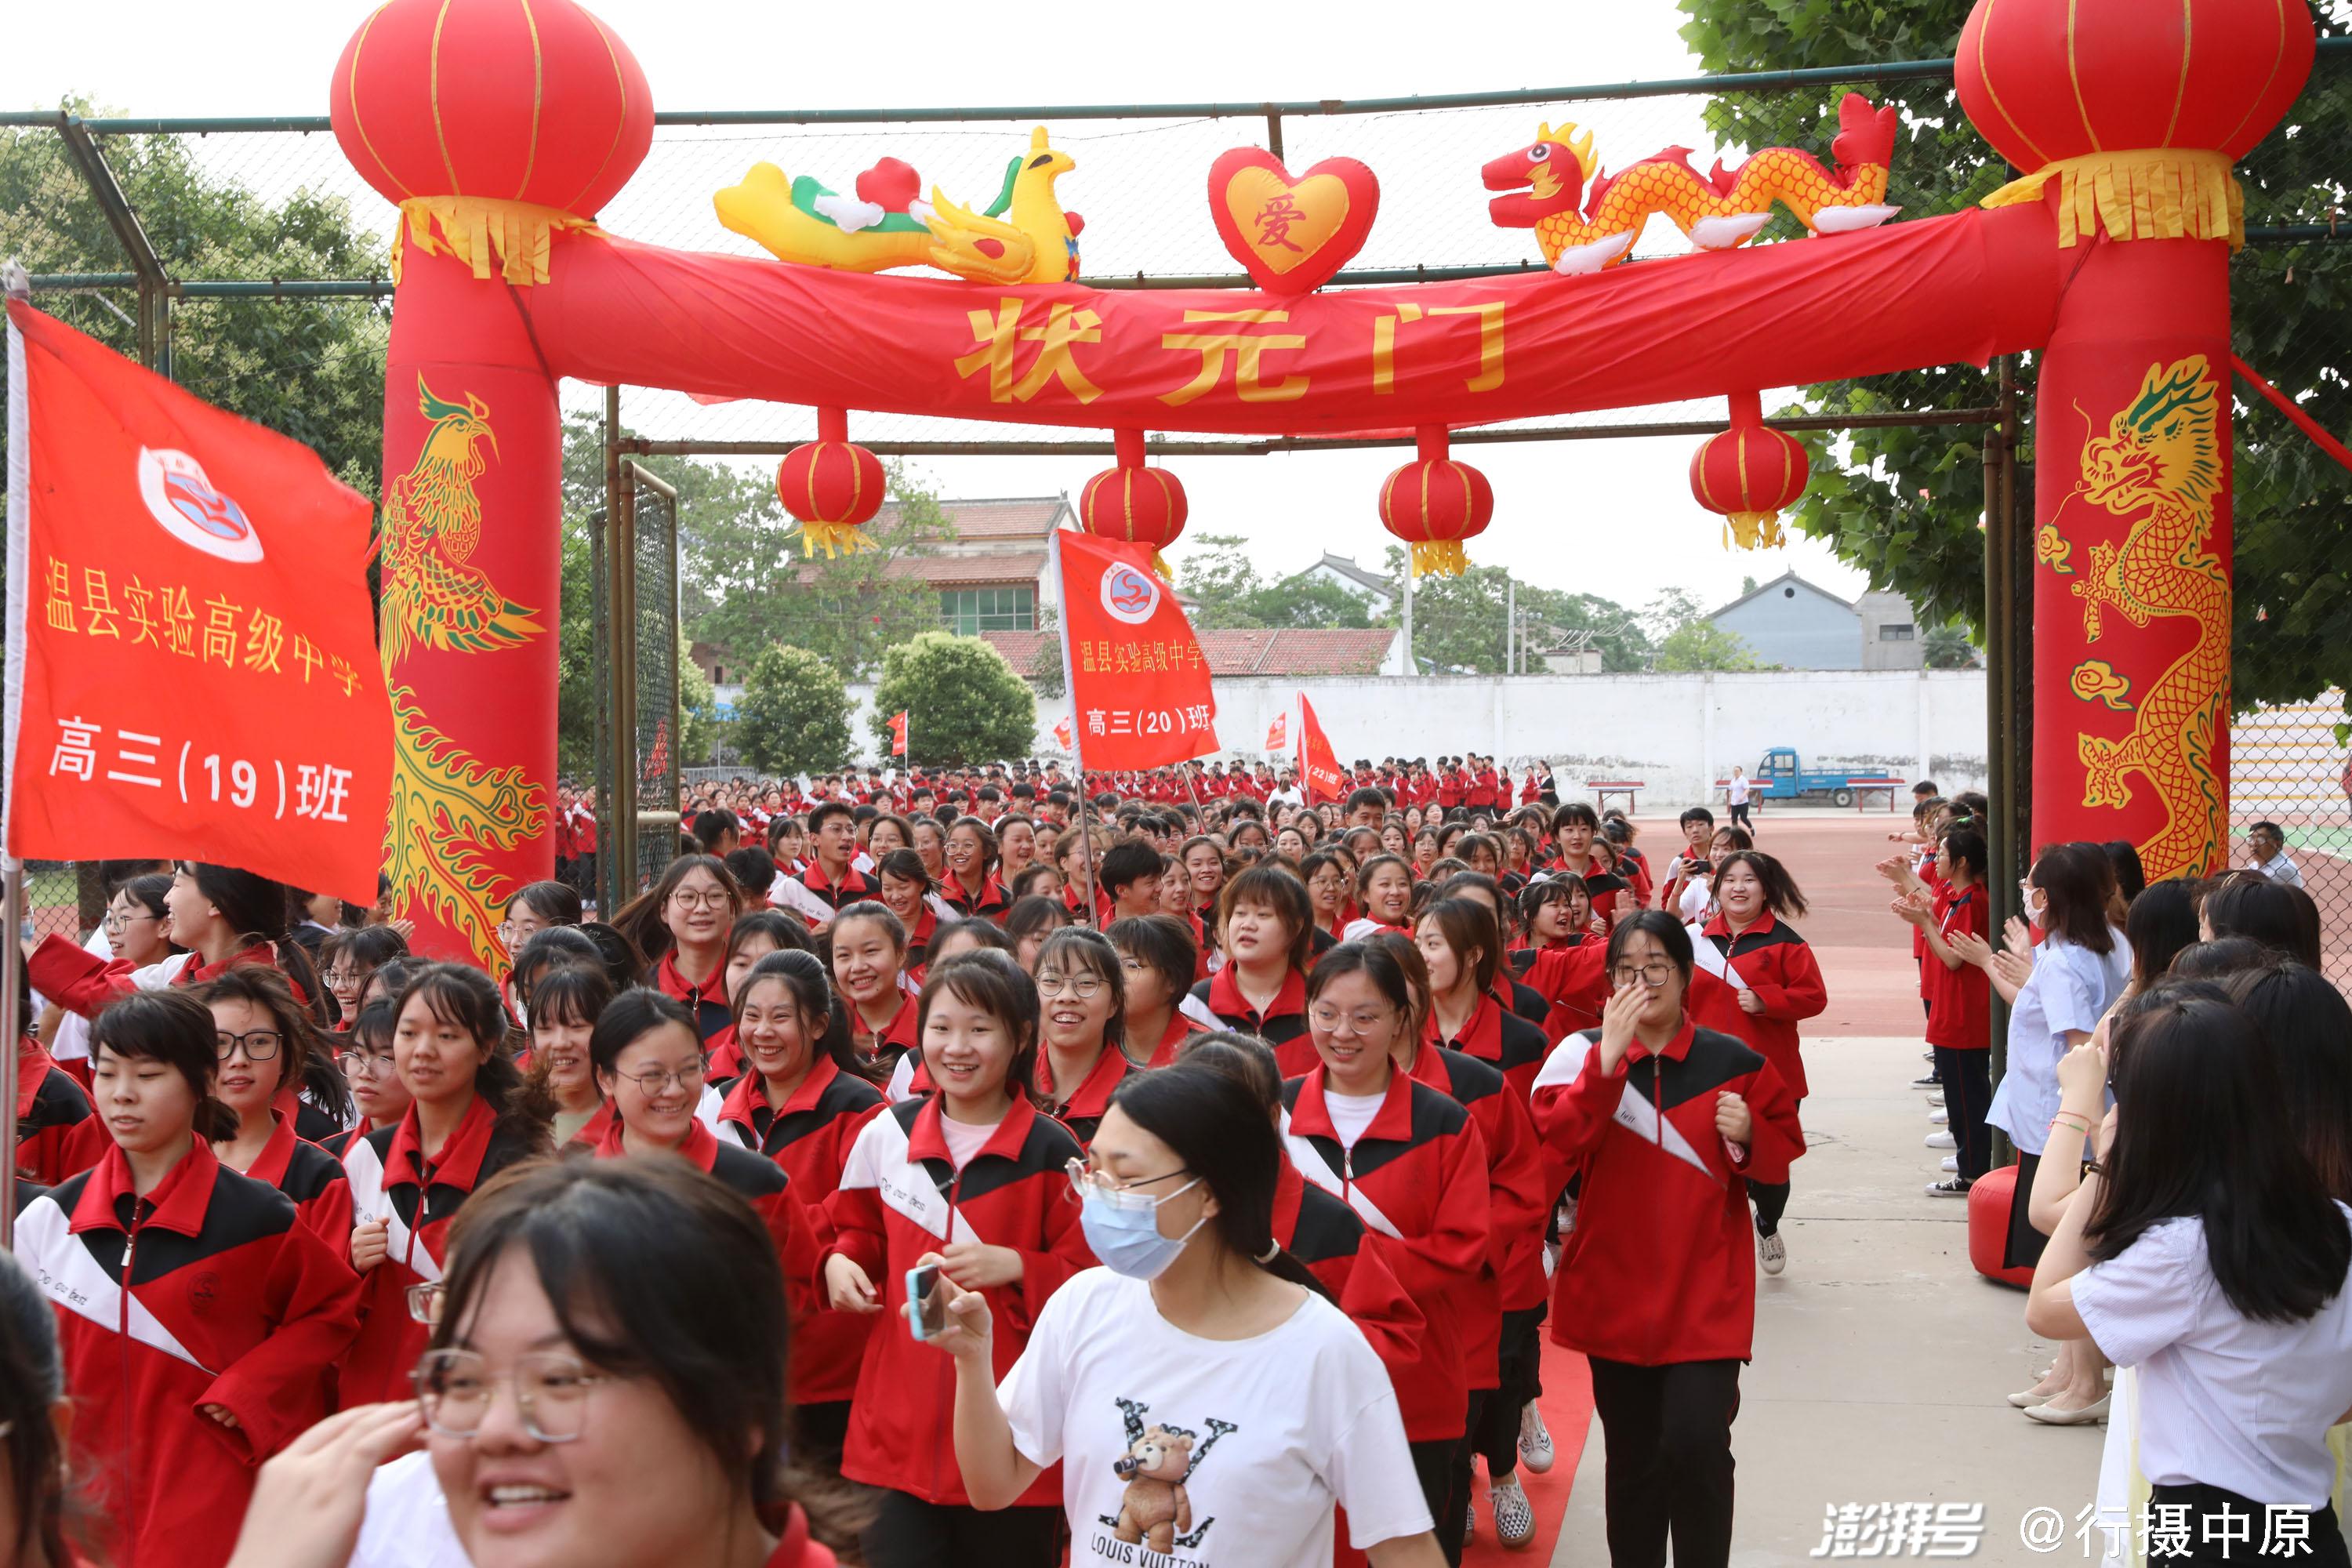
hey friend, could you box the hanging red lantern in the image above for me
[1690,391,1809,550]
[1379,426,1493,579]
[330,0,655,283]
[777,408,885,558]
[1078,430,1188,577]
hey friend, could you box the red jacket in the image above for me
[825,1096,1093,1505]
[16,1140,362,1568]
[244,1112,355,1254]
[1140,1010,1208,1069]
[1191,966,1310,1073]
[1426,990,1548,1105]
[1272,1160,1428,1382]
[1532,1018,1803,1365]
[1409,1044,1549,1316]
[338,1094,542,1406]
[1924,885,1991,1052]
[941,870,1011,923]
[796,862,881,922]
[15,1036,95,1185]
[1037,1043,1135,1149]
[848,993,920,1081]
[652,950,733,1041]
[589,1115,819,1324]
[1280,1065,1490,1442]
[29,935,284,1019]
[717,1057,889,1405]
[1688,910,1830,1101]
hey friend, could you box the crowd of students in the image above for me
[6,761,2350,1568]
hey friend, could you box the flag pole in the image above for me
[2,269,26,1246]
[0,861,18,1248]
[1180,757,1209,834]
[1049,531,1102,924]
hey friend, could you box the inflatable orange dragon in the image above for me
[1483,93,1900,274]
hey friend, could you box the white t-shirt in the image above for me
[999,1267,1432,1566]
[2073,1207,2352,1508]
[2252,851,2306,888]
[349,1452,468,1568]
[1987,931,2131,1156]
[1321,1090,1386,1149]
[1726,774,1751,804]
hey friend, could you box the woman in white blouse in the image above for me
[2027,985,2352,1567]
[922,1062,1448,1568]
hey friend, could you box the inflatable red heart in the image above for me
[1207,148,1380,296]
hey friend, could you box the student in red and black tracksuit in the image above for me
[872,848,942,976]
[1186,863,1316,1074]
[583,989,819,1317]
[620,855,741,1041]
[822,954,1093,1568]
[12,990,362,1568]
[941,816,1013,922]
[1030,927,1137,1147]
[1896,827,1994,1192]
[14,1031,96,1185]
[718,949,889,1457]
[1531,912,1804,1568]
[1684,851,1828,1272]
[1282,942,1491,1567]
[833,902,924,1078]
[196,965,358,1250]
[1429,872,1552,1030]
[341,964,551,1407]
[1105,913,1207,1068]
[1417,898,1549,1104]
[799,801,884,921]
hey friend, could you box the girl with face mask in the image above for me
[922,1062,1450,1568]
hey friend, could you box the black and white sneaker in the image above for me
[1911,1073,1940,1089]
[1926,1177,1973,1198]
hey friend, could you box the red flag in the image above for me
[1052,713,1074,751]
[1264,710,1288,753]
[1054,530,1218,768]
[887,710,909,757]
[3,301,391,901]
[1297,694,1346,805]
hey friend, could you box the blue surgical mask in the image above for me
[1079,1178,1206,1280]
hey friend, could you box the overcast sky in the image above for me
[8,0,1888,617]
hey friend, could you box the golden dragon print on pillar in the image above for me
[377,377,548,969]
[2039,358,2230,883]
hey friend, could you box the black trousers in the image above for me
[2146,1485,2349,1566]
[1933,1046,1994,1180]
[1587,1356,1741,1568]
[2005,1150,2050,1271]
[1446,1390,1491,1558]
[1750,1095,1802,1235]
[1728,800,1753,831]
[862,1490,1061,1568]
[1410,1433,1470,1566]
[1474,1306,1549,1476]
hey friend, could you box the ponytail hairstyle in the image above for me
[180,861,328,1025]
[731,949,873,1083]
[524,964,616,1096]
[576,920,649,996]
[1709,849,1810,919]
[1105,1062,1334,1304]
[828,900,908,960]
[1517,875,1584,938]
[1176,1030,1285,1115]
[611,854,743,964]
[918,951,1050,1112]
[1939,826,1989,884]
[320,922,410,993]
[90,989,238,1142]
[1363,929,1436,1045]
[194,964,354,1128]
[1033,926,1128,1058]
[2028,843,2118,955]
[392,963,553,1153]
[2201,873,2324,969]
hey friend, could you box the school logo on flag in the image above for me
[1264,711,1288,753]
[136,447,263,563]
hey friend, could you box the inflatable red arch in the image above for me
[331,0,2313,964]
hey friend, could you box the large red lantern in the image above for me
[1690,391,1809,550]
[1079,429,1188,577]
[1379,426,1494,579]
[331,0,655,283]
[1958,0,2311,247]
[777,408,886,558]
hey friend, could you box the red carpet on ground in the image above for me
[1466,1341,1593,1564]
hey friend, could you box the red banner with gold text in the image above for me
[1054,530,1218,769]
[4,301,392,901]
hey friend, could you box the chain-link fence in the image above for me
[588,462,684,917]
[4,45,2350,959]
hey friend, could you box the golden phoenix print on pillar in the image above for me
[2045,357,2230,883]
[376,376,549,970]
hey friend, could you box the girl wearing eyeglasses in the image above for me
[31,862,328,1027]
[318,924,409,1035]
[13,990,361,1568]
[1529,910,1804,1568]
[323,999,410,1160]
[612,855,742,1042]
[1031,929,1134,1149]
[920,1061,1448,1568]
[822,953,1093,1568]
[340,964,553,1409]
[1287,942,1492,1566]
[225,1157,852,1568]
[198,966,355,1248]
[583,990,818,1324]
[942,817,1011,923]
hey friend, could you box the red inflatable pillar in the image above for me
[375,245,562,964]
[1957,0,2313,880]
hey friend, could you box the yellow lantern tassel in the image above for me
[1981,150,2242,250]
[1151,550,1174,581]
[1722,510,1788,551]
[797,521,878,559]
[1410,539,1470,578]
[391,195,600,285]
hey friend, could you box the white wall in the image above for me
[806,669,1989,808]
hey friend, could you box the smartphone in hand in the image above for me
[906,1262,948,1341]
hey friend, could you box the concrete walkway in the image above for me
[1548,1037,2104,1565]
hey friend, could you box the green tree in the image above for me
[1922,620,1979,670]
[0,107,391,497]
[1175,537,1377,630]
[1675,0,2352,717]
[1656,622,1762,672]
[1381,551,1650,673]
[556,511,598,778]
[870,632,1036,767]
[679,639,720,767]
[735,645,852,775]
